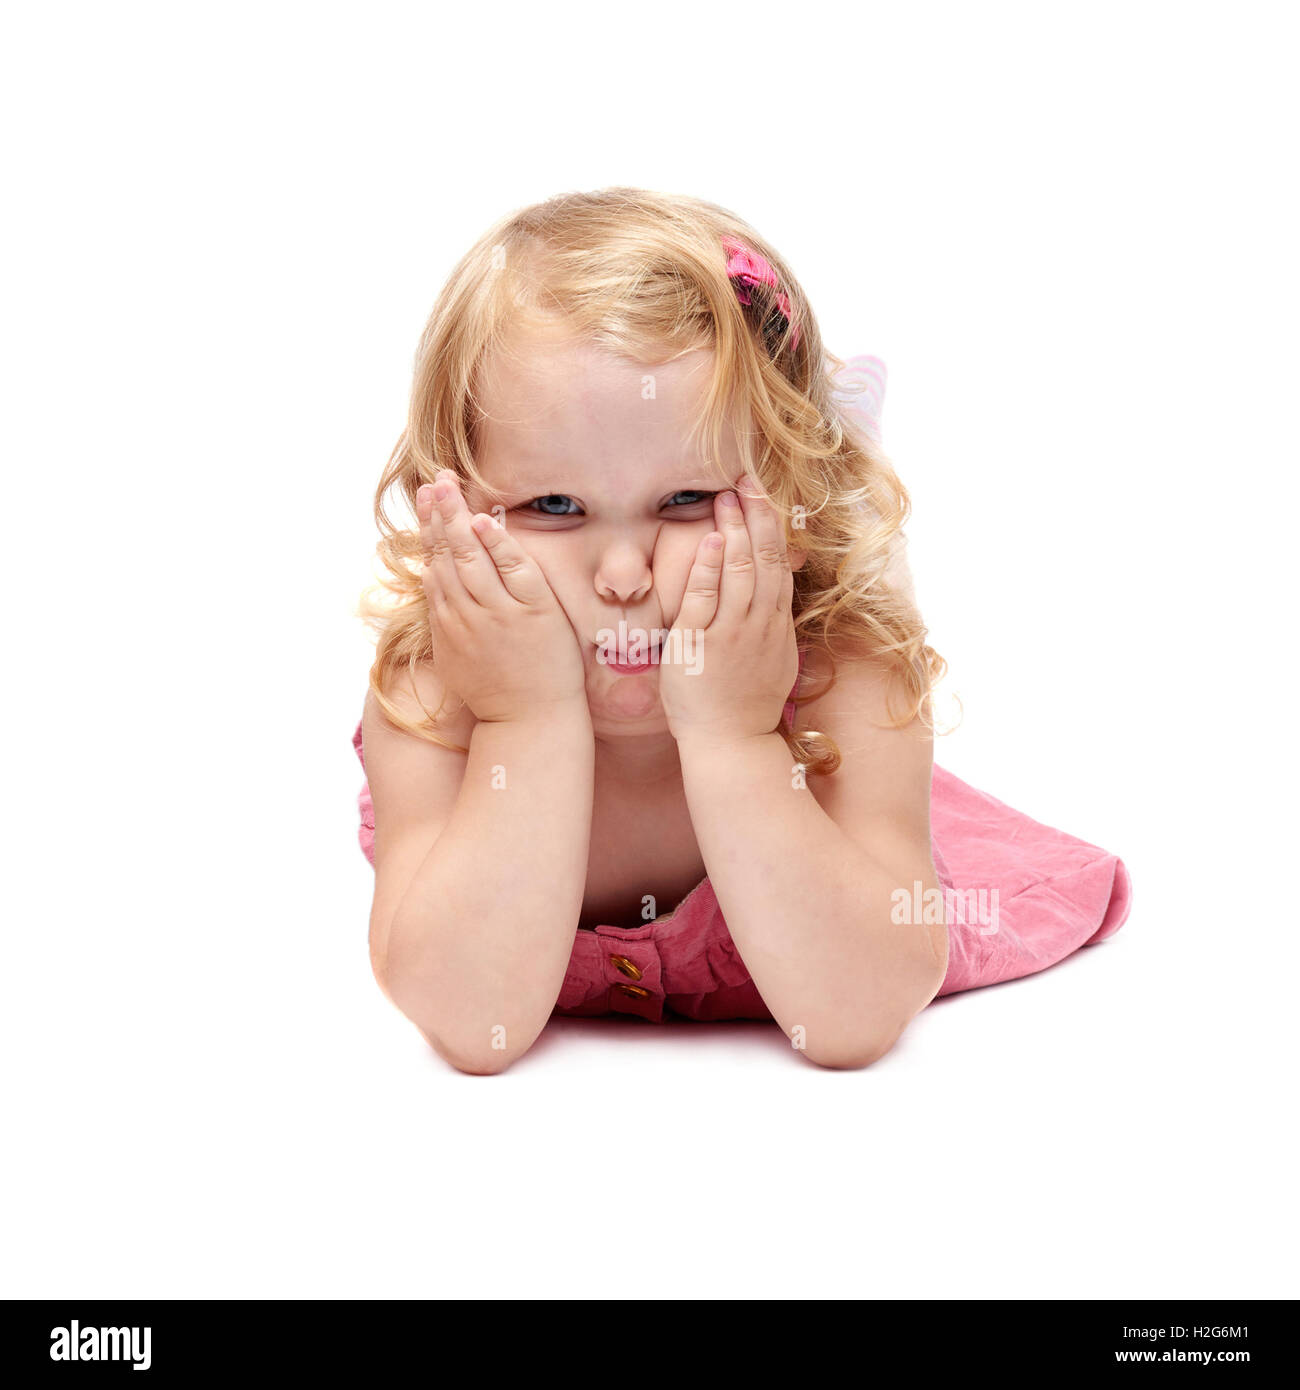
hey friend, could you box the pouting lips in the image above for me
[591,635,664,662]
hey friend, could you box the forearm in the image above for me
[387,702,595,1070]
[676,730,947,1066]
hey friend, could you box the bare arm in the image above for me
[382,700,594,1074]
[368,469,594,1074]
[657,477,947,1069]
[675,721,945,1069]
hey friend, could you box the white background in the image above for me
[2,1,1295,1299]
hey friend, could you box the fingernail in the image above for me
[719,491,738,507]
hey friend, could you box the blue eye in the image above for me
[521,495,581,516]
[514,490,717,517]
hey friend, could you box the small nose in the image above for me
[594,538,654,604]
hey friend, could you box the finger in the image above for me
[466,510,558,607]
[418,472,473,614]
[735,473,788,614]
[415,482,441,567]
[675,530,724,636]
[416,482,448,602]
[713,486,755,625]
[778,539,795,617]
[416,484,456,633]
[431,472,508,608]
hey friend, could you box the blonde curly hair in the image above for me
[356,186,952,775]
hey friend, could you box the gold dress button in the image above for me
[609,954,643,981]
[615,982,651,999]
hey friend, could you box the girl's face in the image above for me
[466,333,800,731]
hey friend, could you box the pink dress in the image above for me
[351,354,1133,1023]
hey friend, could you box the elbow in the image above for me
[368,940,397,1006]
[800,1025,902,1071]
[392,991,524,1076]
[796,964,942,1071]
[436,1039,517,1076]
[797,897,949,1070]
[401,1005,523,1076]
[375,914,557,1076]
[379,950,532,1076]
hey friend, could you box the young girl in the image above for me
[352,187,1132,1074]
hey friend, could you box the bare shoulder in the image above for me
[360,662,477,983]
[361,661,478,863]
[362,661,475,769]
[795,646,936,874]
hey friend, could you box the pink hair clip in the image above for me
[722,234,801,351]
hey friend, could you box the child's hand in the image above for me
[658,474,800,745]
[416,471,589,724]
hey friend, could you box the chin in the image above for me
[585,667,666,724]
